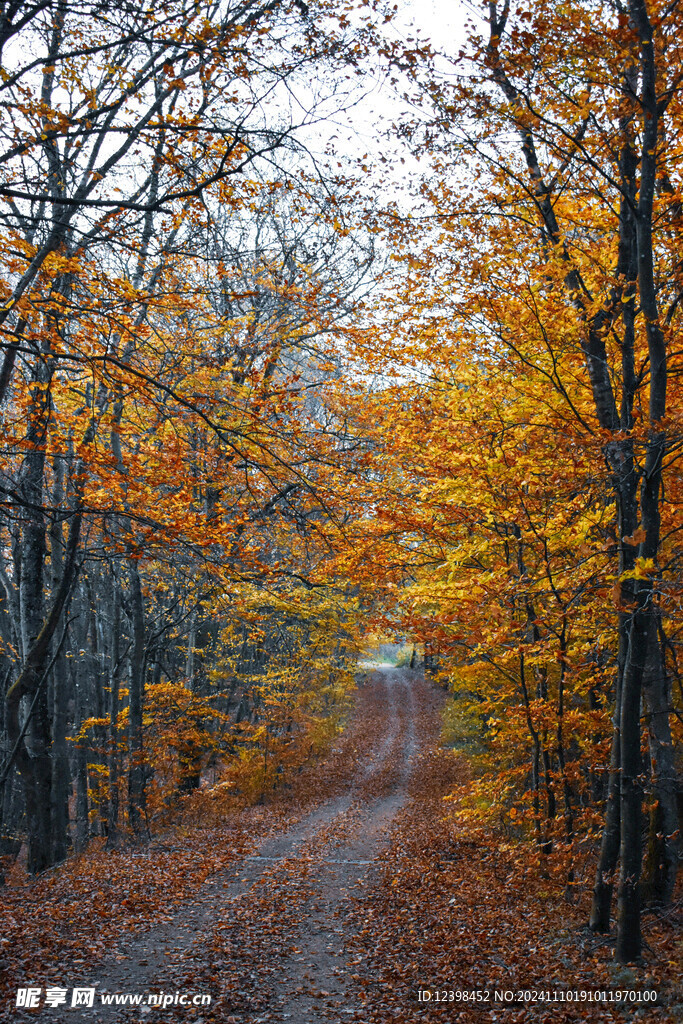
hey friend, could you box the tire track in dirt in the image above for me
[200,666,418,1024]
[262,668,418,1024]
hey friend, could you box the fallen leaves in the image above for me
[1,670,680,1023]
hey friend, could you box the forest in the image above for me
[0,0,681,1021]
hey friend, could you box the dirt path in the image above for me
[10,667,679,1024]
[49,666,420,1023]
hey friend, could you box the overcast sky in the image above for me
[304,0,471,206]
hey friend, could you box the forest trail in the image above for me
[6,668,680,1024]
[53,666,421,1023]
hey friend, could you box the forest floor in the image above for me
[1,668,681,1024]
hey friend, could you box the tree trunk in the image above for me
[590,620,624,933]
[18,409,51,874]
[641,617,679,906]
[615,604,649,962]
[127,560,147,838]
[106,573,122,848]
[50,457,70,864]
[51,649,70,865]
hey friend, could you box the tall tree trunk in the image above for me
[51,649,70,865]
[615,0,669,962]
[74,667,90,855]
[19,408,51,873]
[590,615,626,932]
[5,499,82,871]
[641,617,680,906]
[50,457,70,864]
[615,605,649,961]
[127,560,147,838]
[106,572,122,848]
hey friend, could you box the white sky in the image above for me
[395,0,468,45]
[306,0,471,187]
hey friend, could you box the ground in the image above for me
[1,668,680,1023]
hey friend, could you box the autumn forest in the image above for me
[0,0,681,1020]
